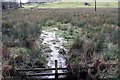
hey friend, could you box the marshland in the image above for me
[1,1,119,80]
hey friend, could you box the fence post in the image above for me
[95,0,96,11]
[55,60,58,80]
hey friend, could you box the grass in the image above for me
[22,2,118,9]
[2,8,119,79]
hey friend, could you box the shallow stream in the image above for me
[40,28,67,78]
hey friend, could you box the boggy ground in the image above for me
[2,8,119,79]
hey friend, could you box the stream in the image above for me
[40,28,67,78]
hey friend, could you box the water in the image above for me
[40,28,66,78]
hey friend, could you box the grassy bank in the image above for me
[2,10,46,70]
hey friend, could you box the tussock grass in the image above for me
[2,8,119,78]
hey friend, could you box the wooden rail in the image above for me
[17,68,67,71]
[3,60,118,80]
[22,73,68,77]
[16,60,68,80]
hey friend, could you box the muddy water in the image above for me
[40,28,67,78]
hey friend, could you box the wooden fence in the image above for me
[9,60,68,80]
[3,60,118,80]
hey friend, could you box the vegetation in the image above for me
[2,7,119,79]
[22,2,118,9]
[2,10,46,71]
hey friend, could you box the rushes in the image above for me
[2,21,42,47]
[2,10,45,70]
[2,8,119,78]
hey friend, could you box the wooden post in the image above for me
[55,60,58,80]
[20,0,22,8]
[95,0,96,11]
